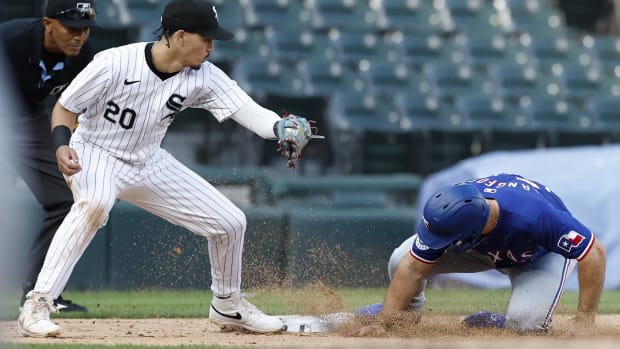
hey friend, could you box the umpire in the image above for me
[0,0,100,312]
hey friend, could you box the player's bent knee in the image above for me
[74,201,110,231]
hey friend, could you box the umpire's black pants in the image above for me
[13,113,73,302]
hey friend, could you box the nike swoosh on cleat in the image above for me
[124,79,140,85]
[211,305,242,320]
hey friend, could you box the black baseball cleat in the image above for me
[54,295,88,313]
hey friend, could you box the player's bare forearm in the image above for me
[381,254,430,315]
[576,238,606,321]
[51,102,81,175]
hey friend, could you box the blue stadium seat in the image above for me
[582,35,620,75]
[440,0,505,34]
[268,30,337,63]
[208,30,272,67]
[243,0,309,31]
[584,96,620,141]
[330,31,400,66]
[454,94,529,131]
[377,0,443,34]
[232,58,306,99]
[518,33,593,70]
[454,94,544,152]
[360,60,426,96]
[487,62,559,102]
[422,62,491,99]
[327,92,405,133]
[304,0,379,32]
[393,33,465,70]
[499,0,566,35]
[551,64,604,103]
[454,32,526,71]
[298,58,367,96]
[394,92,458,130]
[327,92,413,173]
[519,96,595,133]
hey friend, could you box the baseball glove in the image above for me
[276,113,324,168]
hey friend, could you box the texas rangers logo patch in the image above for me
[557,231,585,252]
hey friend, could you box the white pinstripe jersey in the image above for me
[59,42,251,163]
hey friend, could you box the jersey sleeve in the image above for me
[58,51,111,114]
[192,63,252,122]
[410,234,444,264]
[536,206,595,261]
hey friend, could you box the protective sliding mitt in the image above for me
[275,113,324,168]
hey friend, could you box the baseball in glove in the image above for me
[275,113,324,168]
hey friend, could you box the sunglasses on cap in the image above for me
[52,6,97,21]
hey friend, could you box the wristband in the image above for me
[52,125,72,150]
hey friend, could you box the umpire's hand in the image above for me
[56,145,82,176]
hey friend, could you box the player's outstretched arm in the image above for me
[51,101,81,176]
[575,238,606,324]
[230,100,323,168]
[358,254,431,336]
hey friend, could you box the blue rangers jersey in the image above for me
[411,173,596,268]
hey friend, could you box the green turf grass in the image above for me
[3,288,620,321]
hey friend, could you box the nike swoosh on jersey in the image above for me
[124,79,140,85]
[210,305,242,320]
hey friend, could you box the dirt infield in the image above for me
[2,314,619,348]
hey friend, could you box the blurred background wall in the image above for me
[1,0,619,292]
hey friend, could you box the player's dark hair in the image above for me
[155,25,180,48]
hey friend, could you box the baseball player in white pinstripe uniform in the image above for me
[18,0,319,337]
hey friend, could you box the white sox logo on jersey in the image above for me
[557,231,585,252]
[162,94,186,125]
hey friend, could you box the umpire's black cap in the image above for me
[45,0,100,28]
[161,0,233,41]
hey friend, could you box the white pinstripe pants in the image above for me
[34,142,246,298]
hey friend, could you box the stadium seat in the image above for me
[519,96,580,129]
[584,96,620,141]
[243,0,309,31]
[454,94,530,132]
[298,58,367,97]
[498,0,566,35]
[439,0,505,34]
[208,30,272,70]
[89,25,141,53]
[360,60,426,96]
[330,30,400,66]
[454,32,526,71]
[268,30,337,64]
[455,93,548,151]
[518,96,598,146]
[487,62,559,102]
[125,0,166,42]
[327,92,405,133]
[422,62,492,99]
[551,64,604,103]
[518,33,593,70]
[232,58,306,100]
[303,0,379,32]
[393,92,480,174]
[394,92,458,130]
[394,33,465,70]
[582,35,620,75]
[377,0,443,34]
[327,92,413,173]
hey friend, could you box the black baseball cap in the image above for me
[161,0,233,41]
[45,0,100,28]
